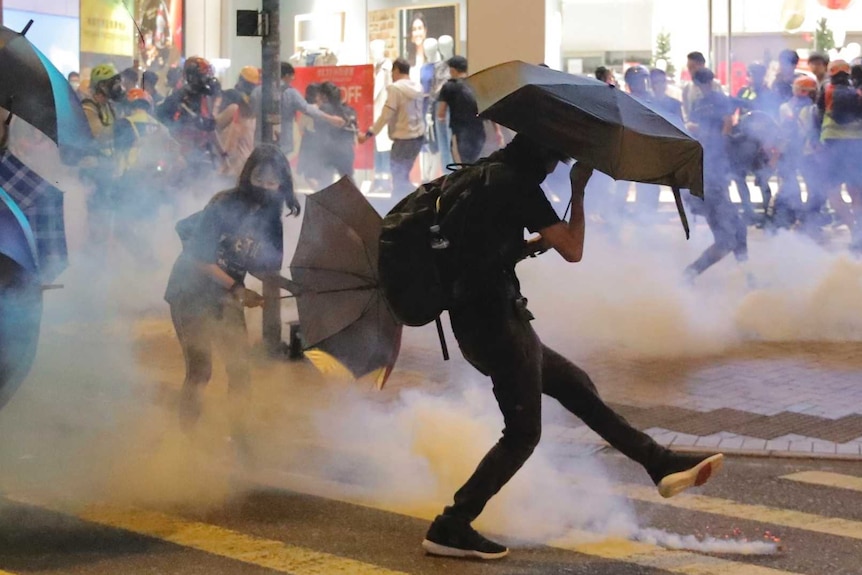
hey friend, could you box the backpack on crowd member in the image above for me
[826,82,862,125]
[378,161,502,329]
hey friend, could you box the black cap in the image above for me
[447,55,468,73]
[693,68,715,85]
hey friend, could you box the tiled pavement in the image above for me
[392,327,862,460]
[118,216,862,461]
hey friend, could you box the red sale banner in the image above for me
[291,64,375,170]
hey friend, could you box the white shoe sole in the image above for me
[658,453,724,498]
[422,539,509,560]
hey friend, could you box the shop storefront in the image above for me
[2,1,79,77]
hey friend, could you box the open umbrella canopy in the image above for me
[0,186,38,275]
[468,60,704,197]
[0,191,42,410]
[289,177,402,388]
[0,22,92,155]
[0,150,68,281]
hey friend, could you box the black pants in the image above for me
[451,130,486,165]
[444,290,665,522]
[390,136,424,198]
[688,186,748,276]
[170,301,250,393]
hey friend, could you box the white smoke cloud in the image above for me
[0,141,849,562]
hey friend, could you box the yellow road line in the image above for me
[0,570,19,575]
[780,470,862,494]
[264,473,802,575]
[620,482,862,541]
[559,536,795,575]
[6,495,407,575]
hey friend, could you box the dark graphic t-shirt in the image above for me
[452,158,560,302]
[438,78,485,139]
[165,189,284,312]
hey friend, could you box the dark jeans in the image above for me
[443,290,665,522]
[170,301,250,393]
[451,130,486,165]
[390,136,424,198]
[688,186,748,276]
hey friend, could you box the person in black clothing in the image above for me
[164,144,300,426]
[772,49,802,103]
[683,68,749,280]
[316,81,358,181]
[156,57,224,178]
[421,134,725,560]
[650,68,682,121]
[437,56,486,164]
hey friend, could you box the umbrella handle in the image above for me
[672,187,691,240]
[435,316,449,361]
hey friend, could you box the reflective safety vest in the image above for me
[119,109,177,175]
[81,98,116,157]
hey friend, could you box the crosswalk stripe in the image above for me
[780,471,862,493]
[558,535,795,575]
[261,472,802,575]
[619,482,862,541]
[5,495,408,575]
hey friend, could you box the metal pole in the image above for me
[708,0,714,69]
[261,0,284,356]
[726,0,732,93]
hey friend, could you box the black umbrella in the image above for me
[288,177,402,389]
[0,21,92,157]
[468,61,703,235]
[0,188,42,410]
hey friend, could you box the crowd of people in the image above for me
[594,48,862,277]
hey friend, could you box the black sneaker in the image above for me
[648,452,724,498]
[422,515,509,560]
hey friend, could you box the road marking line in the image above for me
[0,570,19,575]
[619,482,862,541]
[258,473,800,575]
[5,495,408,575]
[557,535,794,575]
[780,470,862,493]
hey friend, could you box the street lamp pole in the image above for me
[726,0,732,94]
[260,0,284,355]
[708,0,714,70]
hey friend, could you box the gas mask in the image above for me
[103,77,125,102]
[248,185,283,206]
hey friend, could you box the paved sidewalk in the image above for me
[387,326,862,460]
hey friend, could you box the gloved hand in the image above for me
[196,116,216,132]
[231,285,264,308]
[569,162,594,196]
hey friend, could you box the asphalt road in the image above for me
[1,454,860,574]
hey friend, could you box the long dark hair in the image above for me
[237,144,301,216]
[406,11,427,67]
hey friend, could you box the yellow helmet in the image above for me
[91,63,119,86]
[240,66,262,85]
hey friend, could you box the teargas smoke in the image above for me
[635,527,780,554]
[2,92,862,551]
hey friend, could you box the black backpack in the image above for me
[829,83,862,125]
[378,161,501,328]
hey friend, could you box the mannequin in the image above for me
[370,39,392,187]
[437,35,454,60]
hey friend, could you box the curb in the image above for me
[578,441,862,463]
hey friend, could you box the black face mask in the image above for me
[247,185,282,206]
[107,80,125,102]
